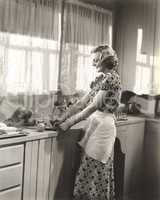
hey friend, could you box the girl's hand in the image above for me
[56,122,70,140]
[50,117,64,129]
[58,122,70,132]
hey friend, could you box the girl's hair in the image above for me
[91,45,118,70]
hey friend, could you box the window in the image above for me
[61,3,113,94]
[0,1,113,95]
[134,29,152,94]
[76,44,97,91]
[76,26,113,92]
[0,32,59,94]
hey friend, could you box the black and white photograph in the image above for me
[0,0,159,199]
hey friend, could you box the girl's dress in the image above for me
[73,70,121,200]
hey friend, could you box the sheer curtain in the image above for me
[114,0,160,95]
[152,0,160,94]
[0,0,113,117]
[60,1,112,94]
[0,0,60,118]
[141,0,160,94]
[0,0,60,96]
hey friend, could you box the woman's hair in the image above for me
[91,45,118,70]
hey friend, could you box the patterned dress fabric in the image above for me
[73,153,115,200]
[73,70,121,200]
[89,70,121,113]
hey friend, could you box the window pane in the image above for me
[6,49,25,93]
[78,44,94,55]
[32,37,45,48]
[1,32,59,94]
[9,34,30,47]
[134,65,151,94]
[31,52,43,93]
[153,67,160,93]
[49,53,59,91]
[76,55,96,91]
[109,25,112,46]
[136,29,147,64]
[47,40,59,50]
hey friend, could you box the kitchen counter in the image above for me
[71,115,145,129]
[145,117,160,123]
[0,115,146,200]
[0,116,145,147]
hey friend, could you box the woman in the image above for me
[54,45,121,200]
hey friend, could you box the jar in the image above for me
[37,121,45,132]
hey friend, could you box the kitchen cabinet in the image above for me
[23,139,53,200]
[115,121,145,200]
[0,145,24,200]
[143,119,160,200]
[0,116,145,200]
[23,129,82,200]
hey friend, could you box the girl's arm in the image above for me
[56,92,91,123]
[59,90,106,131]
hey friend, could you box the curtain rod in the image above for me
[65,0,112,16]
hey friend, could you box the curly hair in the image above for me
[91,45,118,70]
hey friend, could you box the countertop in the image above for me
[0,116,145,147]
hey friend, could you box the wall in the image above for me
[114,2,146,92]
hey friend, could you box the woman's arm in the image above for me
[59,90,106,131]
[57,92,91,123]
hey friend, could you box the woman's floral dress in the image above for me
[73,70,121,200]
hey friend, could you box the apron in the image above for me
[78,110,116,164]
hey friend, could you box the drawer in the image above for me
[0,165,23,191]
[0,186,21,200]
[0,145,24,167]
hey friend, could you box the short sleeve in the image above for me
[101,72,121,91]
[101,73,115,91]
[100,72,122,113]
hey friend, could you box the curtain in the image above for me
[0,0,60,39]
[141,0,160,94]
[0,0,60,118]
[0,32,59,118]
[0,0,113,118]
[60,1,112,94]
[114,1,160,95]
[0,32,59,95]
[152,0,160,94]
[0,0,60,96]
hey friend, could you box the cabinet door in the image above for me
[51,129,83,200]
[116,122,145,199]
[23,131,83,200]
[0,186,21,200]
[124,123,144,195]
[115,125,128,199]
[144,121,160,199]
[0,145,24,200]
[23,139,52,200]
